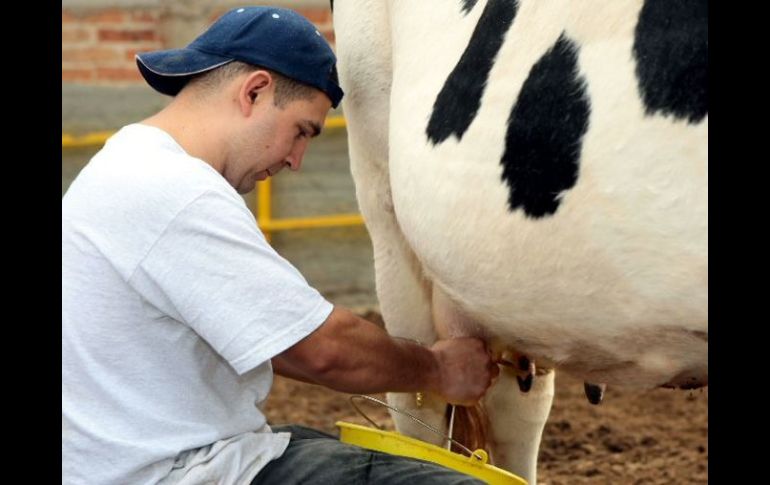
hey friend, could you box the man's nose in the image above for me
[285,142,308,171]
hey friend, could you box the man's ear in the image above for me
[239,70,273,114]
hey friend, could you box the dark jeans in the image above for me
[250,425,485,484]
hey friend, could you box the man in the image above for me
[62,6,497,484]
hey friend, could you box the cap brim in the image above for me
[136,48,233,96]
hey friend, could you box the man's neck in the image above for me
[141,101,226,174]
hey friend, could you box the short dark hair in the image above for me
[187,61,317,108]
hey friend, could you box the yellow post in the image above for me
[256,178,273,243]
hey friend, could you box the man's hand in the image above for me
[430,337,500,406]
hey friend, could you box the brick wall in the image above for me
[62,5,334,86]
[62,8,163,83]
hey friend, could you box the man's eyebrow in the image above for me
[302,120,322,138]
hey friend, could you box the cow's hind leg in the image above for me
[334,0,449,445]
[484,367,555,484]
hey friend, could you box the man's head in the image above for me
[135,7,341,193]
[218,63,332,193]
[135,6,342,108]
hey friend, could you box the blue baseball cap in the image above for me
[135,6,343,108]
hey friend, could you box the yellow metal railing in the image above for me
[61,130,115,148]
[256,175,364,241]
[62,116,365,239]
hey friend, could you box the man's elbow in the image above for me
[275,307,359,385]
[278,339,341,383]
[303,344,340,380]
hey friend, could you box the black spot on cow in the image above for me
[501,34,590,218]
[461,0,479,14]
[427,0,519,145]
[633,0,708,123]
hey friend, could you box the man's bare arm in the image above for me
[271,306,498,405]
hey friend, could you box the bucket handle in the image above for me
[349,395,488,463]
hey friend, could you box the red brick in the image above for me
[62,27,91,43]
[99,29,157,42]
[62,47,121,63]
[62,10,77,23]
[62,69,94,82]
[130,10,159,23]
[84,9,124,23]
[96,68,143,81]
[295,8,332,25]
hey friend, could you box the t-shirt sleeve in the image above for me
[129,190,334,375]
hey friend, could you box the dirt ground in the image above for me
[263,312,707,484]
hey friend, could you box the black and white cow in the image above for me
[333,0,707,482]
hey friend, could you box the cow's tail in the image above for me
[448,401,491,457]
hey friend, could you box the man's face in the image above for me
[228,90,332,194]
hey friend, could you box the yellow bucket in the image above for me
[336,396,527,485]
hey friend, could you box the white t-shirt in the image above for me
[62,124,334,485]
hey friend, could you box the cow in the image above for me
[332,0,707,482]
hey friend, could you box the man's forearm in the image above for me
[273,307,441,395]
